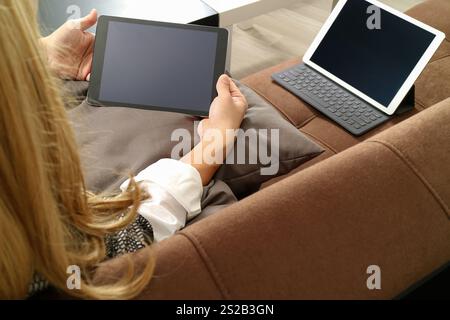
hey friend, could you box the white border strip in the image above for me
[203,0,299,27]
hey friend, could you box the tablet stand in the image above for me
[394,85,415,115]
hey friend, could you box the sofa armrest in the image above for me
[93,99,450,300]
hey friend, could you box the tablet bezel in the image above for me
[303,0,445,115]
[88,15,229,116]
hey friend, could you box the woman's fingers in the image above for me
[229,78,244,98]
[228,79,248,110]
[77,9,98,31]
[216,74,231,97]
[197,119,210,139]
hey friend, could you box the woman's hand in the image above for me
[198,75,248,138]
[41,9,97,81]
[182,75,248,185]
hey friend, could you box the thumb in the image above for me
[76,9,98,31]
[216,74,231,97]
[197,119,210,139]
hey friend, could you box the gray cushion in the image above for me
[66,81,323,198]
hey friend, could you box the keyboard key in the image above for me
[285,73,297,81]
[360,115,372,124]
[352,117,366,127]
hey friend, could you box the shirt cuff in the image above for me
[120,159,203,217]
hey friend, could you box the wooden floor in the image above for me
[230,0,425,79]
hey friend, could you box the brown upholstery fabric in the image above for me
[96,235,225,300]
[407,0,450,109]
[415,57,450,109]
[92,98,449,300]
[368,98,450,218]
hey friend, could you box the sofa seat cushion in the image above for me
[260,110,417,189]
[242,58,421,154]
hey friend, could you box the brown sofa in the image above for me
[44,0,450,299]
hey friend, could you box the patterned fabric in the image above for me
[28,215,153,297]
[28,273,49,296]
[105,215,154,258]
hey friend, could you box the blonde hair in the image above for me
[0,0,154,299]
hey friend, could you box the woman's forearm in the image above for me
[182,143,221,186]
[181,129,236,186]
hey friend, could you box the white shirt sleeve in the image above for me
[120,159,203,242]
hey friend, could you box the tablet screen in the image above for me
[98,21,219,113]
[309,0,436,107]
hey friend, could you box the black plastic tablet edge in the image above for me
[211,27,229,103]
[87,15,109,104]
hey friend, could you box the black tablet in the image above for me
[88,16,229,116]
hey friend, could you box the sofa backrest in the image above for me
[409,0,450,109]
